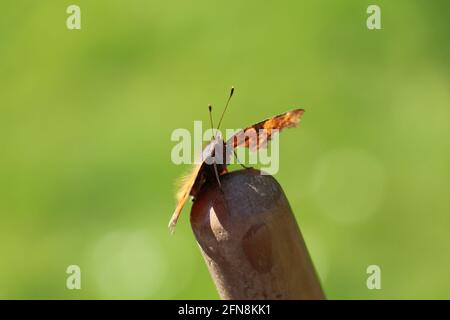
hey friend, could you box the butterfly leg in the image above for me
[233,150,252,169]
[212,161,222,189]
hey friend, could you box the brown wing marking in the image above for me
[226,109,304,153]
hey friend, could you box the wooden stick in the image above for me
[190,168,325,300]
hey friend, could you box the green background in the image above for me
[0,0,449,299]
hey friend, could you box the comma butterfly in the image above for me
[169,87,304,232]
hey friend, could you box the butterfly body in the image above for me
[193,137,228,195]
[169,108,305,232]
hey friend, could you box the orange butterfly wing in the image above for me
[168,163,204,233]
[169,138,224,232]
[226,109,304,153]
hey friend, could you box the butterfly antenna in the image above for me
[208,104,216,139]
[216,86,234,132]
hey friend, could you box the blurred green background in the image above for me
[0,0,449,299]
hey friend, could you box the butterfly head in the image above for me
[202,134,225,163]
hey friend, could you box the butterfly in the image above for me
[169,87,304,232]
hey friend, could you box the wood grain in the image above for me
[190,168,325,300]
